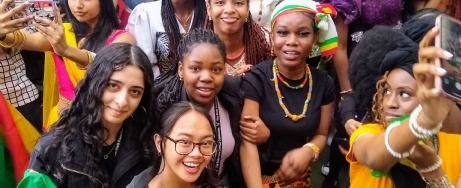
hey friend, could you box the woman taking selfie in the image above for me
[0,0,135,129]
[347,22,461,188]
[18,43,155,188]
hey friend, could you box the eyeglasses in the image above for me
[165,136,217,156]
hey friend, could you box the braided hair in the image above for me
[155,28,226,116]
[161,0,207,68]
[204,0,271,66]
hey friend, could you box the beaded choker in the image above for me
[272,60,313,122]
[274,60,308,89]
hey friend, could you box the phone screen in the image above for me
[440,15,461,100]
[5,0,56,31]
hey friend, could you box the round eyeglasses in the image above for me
[165,136,217,156]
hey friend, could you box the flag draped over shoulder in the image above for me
[0,94,40,184]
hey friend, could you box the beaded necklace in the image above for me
[274,60,308,89]
[272,59,313,122]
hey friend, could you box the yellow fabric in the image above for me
[346,124,416,188]
[346,124,394,188]
[42,23,86,131]
[5,100,40,153]
[438,131,461,185]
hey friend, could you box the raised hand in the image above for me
[0,0,32,37]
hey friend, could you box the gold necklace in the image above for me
[175,12,193,32]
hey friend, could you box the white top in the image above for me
[0,51,39,107]
[126,0,193,78]
[249,0,280,31]
[209,99,235,175]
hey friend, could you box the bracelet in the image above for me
[385,116,415,158]
[304,143,320,162]
[0,30,26,49]
[417,156,442,174]
[77,50,96,70]
[409,105,442,139]
[424,174,452,188]
[340,89,353,95]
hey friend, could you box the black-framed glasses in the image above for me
[165,136,217,156]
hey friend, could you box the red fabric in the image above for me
[0,94,30,183]
[118,0,130,28]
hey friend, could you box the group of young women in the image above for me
[0,0,460,187]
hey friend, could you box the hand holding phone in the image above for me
[435,14,461,103]
[5,0,57,28]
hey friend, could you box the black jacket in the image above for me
[28,122,148,188]
[179,76,245,188]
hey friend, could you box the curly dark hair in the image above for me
[150,101,221,187]
[62,0,121,52]
[155,28,226,116]
[348,26,401,113]
[204,0,271,66]
[161,0,207,71]
[45,43,156,187]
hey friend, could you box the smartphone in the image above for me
[435,14,461,103]
[5,0,57,28]
[334,137,350,150]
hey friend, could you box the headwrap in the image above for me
[270,0,338,56]
[381,9,442,77]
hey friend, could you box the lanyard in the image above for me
[212,98,222,173]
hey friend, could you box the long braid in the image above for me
[204,3,271,65]
[244,12,271,65]
[161,0,206,71]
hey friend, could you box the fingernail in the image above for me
[443,50,453,59]
[436,67,447,74]
[431,88,441,95]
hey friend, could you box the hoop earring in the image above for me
[158,151,161,156]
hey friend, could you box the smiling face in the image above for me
[101,65,145,128]
[382,68,419,123]
[67,0,100,27]
[207,0,249,35]
[156,110,214,183]
[178,43,225,109]
[271,12,317,68]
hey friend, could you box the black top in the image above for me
[28,120,148,188]
[242,60,335,166]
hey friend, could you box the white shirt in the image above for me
[126,0,193,78]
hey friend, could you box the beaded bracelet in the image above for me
[384,115,415,158]
[304,143,320,162]
[417,156,443,174]
[424,174,452,188]
[409,105,442,139]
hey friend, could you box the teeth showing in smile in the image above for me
[183,162,199,168]
[198,88,212,92]
[285,51,298,55]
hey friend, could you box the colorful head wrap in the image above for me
[270,0,338,56]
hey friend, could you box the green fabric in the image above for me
[0,134,16,188]
[16,169,57,188]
